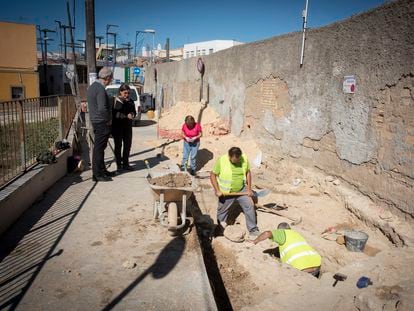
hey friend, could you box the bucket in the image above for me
[147,110,155,119]
[344,230,369,252]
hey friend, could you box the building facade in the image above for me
[183,40,243,59]
[0,21,39,101]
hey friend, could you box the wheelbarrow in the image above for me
[147,173,195,235]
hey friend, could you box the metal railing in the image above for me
[0,95,77,188]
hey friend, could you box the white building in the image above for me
[183,40,243,59]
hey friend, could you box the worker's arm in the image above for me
[253,230,273,245]
[210,172,223,197]
[246,170,253,197]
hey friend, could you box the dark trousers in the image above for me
[112,122,133,168]
[92,122,111,177]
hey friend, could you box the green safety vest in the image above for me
[217,154,248,193]
[279,230,321,270]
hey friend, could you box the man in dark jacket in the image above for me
[87,67,114,182]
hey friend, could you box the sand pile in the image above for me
[158,101,229,138]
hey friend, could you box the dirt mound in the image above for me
[158,101,229,138]
[149,173,192,187]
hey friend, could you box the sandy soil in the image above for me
[148,130,414,311]
[149,173,192,187]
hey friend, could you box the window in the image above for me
[209,48,214,54]
[11,86,25,99]
[190,51,195,57]
[186,51,189,58]
[202,49,206,55]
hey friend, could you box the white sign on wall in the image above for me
[343,75,356,94]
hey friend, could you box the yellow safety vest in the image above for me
[217,154,248,193]
[279,230,321,270]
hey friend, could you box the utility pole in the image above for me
[55,20,63,55]
[165,38,170,62]
[61,24,75,60]
[36,25,44,64]
[41,28,55,95]
[85,0,97,83]
[107,31,117,65]
[121,42,132,61]
[78,39,86,60]
[95,35,103,47]
[106,24,118,65]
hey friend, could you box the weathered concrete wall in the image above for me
[145,0,414,217]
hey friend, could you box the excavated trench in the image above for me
[186,180,407,310]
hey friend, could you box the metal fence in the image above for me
[0,95,77,188]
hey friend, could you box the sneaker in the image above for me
[248,229,261,241]
[189,169,196,176]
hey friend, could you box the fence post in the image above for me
[58,96,64,139]
[17,100,26,170]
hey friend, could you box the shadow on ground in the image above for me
[102,236,186,310]
[0,174,96,310]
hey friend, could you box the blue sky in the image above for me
[0,0,388,52]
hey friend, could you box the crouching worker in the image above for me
[252,222,321,277]
[210,147,260,240]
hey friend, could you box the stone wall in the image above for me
[144,0,414,217]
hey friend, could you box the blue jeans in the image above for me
[181,140,200,171]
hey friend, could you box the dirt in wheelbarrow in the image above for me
[149,173,192,187]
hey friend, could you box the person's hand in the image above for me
[127,113,134,120]
[184,136,190,142]
[215,190,223,197]
[247,189,254,197]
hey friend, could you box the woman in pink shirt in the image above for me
[181,115,202,175]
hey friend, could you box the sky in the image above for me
[0,0,388,53]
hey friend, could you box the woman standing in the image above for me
[181,115,202,175]
[112,84,136,172]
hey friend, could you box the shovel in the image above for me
[222,189,270,198]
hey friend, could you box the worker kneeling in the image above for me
[253,222,321,278]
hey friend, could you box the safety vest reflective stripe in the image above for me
[217,154,247,193]
[286,251,318,265]
[280,241,308,259]
[217,177,231,192]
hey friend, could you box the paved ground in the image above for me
[0,117,216,311]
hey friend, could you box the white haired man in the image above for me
[87,67,115,182]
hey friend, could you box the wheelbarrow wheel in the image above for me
[168,202,178,229]
[153,201,159,220]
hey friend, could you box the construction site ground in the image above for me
[155,100,414,311]
[1,112,413,310]
[161,133,414,311]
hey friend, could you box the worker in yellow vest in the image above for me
[210,147,260,240]
[253,222,322,277]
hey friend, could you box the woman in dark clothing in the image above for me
[112,83,136,171]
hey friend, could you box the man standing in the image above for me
[253,222,322,277]
[210,147,260,240]
[87,67,115,182]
